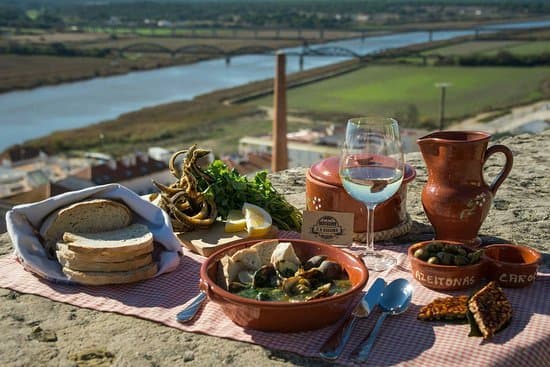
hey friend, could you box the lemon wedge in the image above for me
[224,210,247,233]
[242,202,272,238]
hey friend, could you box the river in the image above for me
[0,19,549,151]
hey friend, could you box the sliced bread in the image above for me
[58,253,152,272]
[62,262,158,285]
[62,223,153,254]
[40,199,133,255]
[56,241,154,263]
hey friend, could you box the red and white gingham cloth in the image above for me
[0,231,548,366]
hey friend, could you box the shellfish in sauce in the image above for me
[218,240,351,302]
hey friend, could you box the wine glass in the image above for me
[339,116,405,271]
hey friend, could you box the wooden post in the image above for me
[272,51,288,172]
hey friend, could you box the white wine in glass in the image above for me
[339,116,405,271]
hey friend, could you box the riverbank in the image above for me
[450,100,550,135]
[0,37,313,94]
[16,61,550,158]
[20,59,361,157]
[4,21,549,155]
[2,17,547,95]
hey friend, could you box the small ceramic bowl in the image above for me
[483,244,541,288]
[408,240,486,291]
[200,239,369,332]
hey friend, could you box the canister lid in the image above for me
[308,156,416,187]
[309,156,342,187]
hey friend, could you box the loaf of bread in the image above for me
[62,262,158,285]
[62,223,153,254]
[56,241,154,263]
[40,199,133,256]
[58,253,153,272]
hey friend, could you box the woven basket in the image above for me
[352,214,412,243]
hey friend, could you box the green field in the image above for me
[426,40,550,56]
[423,41,523,56]
[483,41,550,55]
[251,65,550,126]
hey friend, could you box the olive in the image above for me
[414,248,429,261]
[456,247,468,257]
[425,243,443,253]
[427,256,440,264]
[256,292,270,301]
[437,252,454,265]
[443,244,460,254]
[468,250,483,264]
[453,255,469,266]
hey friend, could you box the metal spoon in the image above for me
[351,278,413,363]
[319,278,386,359]
[176,290,207,323]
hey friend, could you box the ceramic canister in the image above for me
[305,156,416,233]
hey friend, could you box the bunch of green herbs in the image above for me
[197,160,302,231]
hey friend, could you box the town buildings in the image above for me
[0,146,172,231]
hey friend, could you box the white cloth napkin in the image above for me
[5,183,182,284]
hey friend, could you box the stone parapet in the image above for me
[268,130,550,260]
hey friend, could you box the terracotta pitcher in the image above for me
[417,131,513,247]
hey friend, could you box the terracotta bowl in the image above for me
[200,239,369,332]
[306,156,416,233]
[408,240,486,291]
[483,244,541,288]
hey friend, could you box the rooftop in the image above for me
[91,154,168,185]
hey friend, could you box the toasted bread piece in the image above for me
[231,247,262,271]
[418,295,469,321]
[62,262,158,285]
[56,241,154,263]
[251,239,279,266]
[270,242,301,267]
[468,281,512,339]
[62,223,153,254]
[40,199,133,256]
[217,255,245,290]
[58,253,152,272]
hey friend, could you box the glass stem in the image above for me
[366,203,376,253]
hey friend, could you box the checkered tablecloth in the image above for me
[0,231,548,366]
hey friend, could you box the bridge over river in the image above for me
[0,19,549,150]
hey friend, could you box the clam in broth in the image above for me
[217,240,351,302]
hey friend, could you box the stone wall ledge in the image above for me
[268,130,550,268]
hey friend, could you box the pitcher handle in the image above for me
[484,144,513,196]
